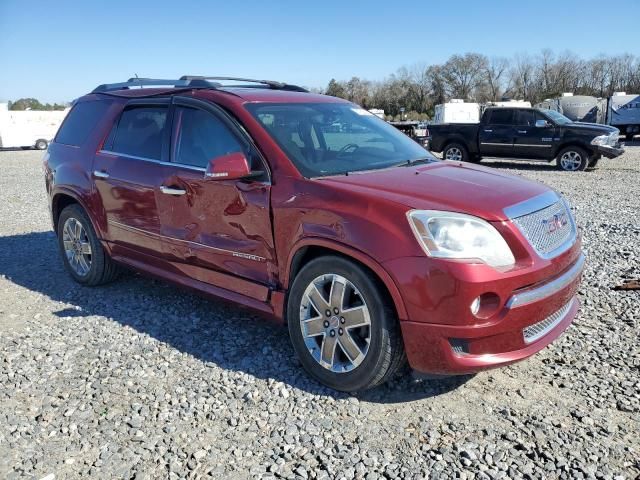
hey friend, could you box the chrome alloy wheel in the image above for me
[560,150,582,171]
[299,274,371,373]
[62,217,92,276]
[445,147,462,161]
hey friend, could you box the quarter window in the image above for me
[106,105,167,160]
[55,100,112,146]
[172,106,244,168]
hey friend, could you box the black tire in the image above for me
[287,255,405,392]
[35,139,48,150]
[57,204,120,286]
[626,133,635,142]
[443,143,469,163]
[556,146,589,172]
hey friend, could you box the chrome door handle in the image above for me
[93,170,110,179]
[160,185,186,196]
[517,130,528,134]
[484,129,493,133]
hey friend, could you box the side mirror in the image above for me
[205,152,257,181]
[535,119,550,128]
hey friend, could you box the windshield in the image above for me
[246,103,436,177]
[539,109,573,125]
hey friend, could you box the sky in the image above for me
[1,0,639,103]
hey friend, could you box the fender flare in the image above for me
[284,237,408,321]
[51,186,104,239]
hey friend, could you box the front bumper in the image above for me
[597,144,624,158]
[387,246,585,375]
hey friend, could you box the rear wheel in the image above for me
[557,146,589,172]
[35,139,48,150]
[287,256,405,392]
[57,204,120,285]
[443,143,468,162]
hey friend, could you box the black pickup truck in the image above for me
[428,107,624,171]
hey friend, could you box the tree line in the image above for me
[6,98,68,111]
[324,50,640,120]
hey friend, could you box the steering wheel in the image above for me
[338,143,360,156]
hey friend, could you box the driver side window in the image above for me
[172,106,244,168]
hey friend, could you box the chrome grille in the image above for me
[512,201,575,258]
[523,299,573,344]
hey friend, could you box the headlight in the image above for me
[406,210,516,268]
[591,135,608,146]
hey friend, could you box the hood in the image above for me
[318,161,551,222]
[569,122,618,134]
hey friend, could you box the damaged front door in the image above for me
[157,97,276,300]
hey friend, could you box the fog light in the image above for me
[470,297,481,315]
[470,293,501,319]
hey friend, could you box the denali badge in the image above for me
[542,212,568,234]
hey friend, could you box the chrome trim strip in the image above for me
[513,144,552,148]
[523,297,575,344]
[506,254,585,309]
[107,220,266,262]
[98,150,206,172]
[503,190,560,219]
[480,142,512,146]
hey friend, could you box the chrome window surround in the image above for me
[506,253,585,309]
[98,150,206,172]
[504,190,577,260]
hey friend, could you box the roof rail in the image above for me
[91,77,219,93]
[180,76,308,92]
[92,76,308,94]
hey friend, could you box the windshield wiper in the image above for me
[392,157,432,168]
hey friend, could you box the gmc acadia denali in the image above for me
[44,77,585,391]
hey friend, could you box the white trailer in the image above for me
[433,100,480,124]
[0,104,69,150]
[535,94,607,124]
[607,92,640,141]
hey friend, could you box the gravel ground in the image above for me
[0,148,638,480]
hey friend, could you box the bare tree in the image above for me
[440,53,489,100]
[483,57,508,101]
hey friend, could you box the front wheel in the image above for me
[557,146,589,172]
[287,256,405,392]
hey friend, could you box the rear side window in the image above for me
[487,109,513,125]
[172,106,244,168]
[55,100,111,146]
[105,106,167,160]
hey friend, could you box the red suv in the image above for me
[44,77,584,391]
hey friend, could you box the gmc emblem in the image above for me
[542,212,568,234]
